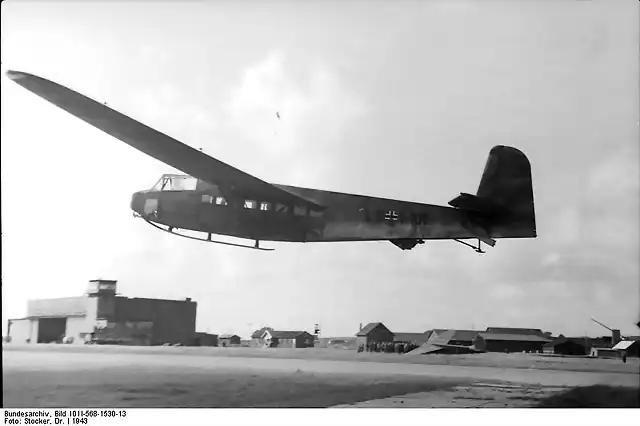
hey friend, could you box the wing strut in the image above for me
[454,238,486,254]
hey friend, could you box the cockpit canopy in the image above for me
[151,174,198,191]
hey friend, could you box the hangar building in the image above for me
[7,279,197,346]
[474,327,551,353]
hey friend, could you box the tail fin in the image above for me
[449,146,536,239]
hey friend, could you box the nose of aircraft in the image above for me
[131,191,145,215]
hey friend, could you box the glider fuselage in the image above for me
[130,175,529,247]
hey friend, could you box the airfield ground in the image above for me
[3,344,638,408]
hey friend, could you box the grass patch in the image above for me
[537,385,639,408]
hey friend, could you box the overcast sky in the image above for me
[2,1,638,339]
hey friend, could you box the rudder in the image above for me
[450,146,536,239]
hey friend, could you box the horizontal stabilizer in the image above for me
[448,193,501,213]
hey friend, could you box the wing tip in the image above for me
[5,70,28,81]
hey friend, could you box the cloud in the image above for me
[580,146,639,258]
[125,84,218,151]
[223,51,369,184]
[586,145,639,203]
[489,284,525,302]
[541,252,560,266]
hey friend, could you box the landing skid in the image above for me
[143,219,274,251]
[454,238,486,254]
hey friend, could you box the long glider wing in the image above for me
[6,70,323,210]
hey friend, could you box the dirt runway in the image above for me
[3,345,638,408]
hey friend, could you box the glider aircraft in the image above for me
[7,70,536,252]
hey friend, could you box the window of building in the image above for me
[202,195,213,204]
[244,200,257,209]
[215,197,228,206]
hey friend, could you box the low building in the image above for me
[612,340,639,358]
[250,326,274,347]
[590,336,613,348]
[543,336,589,356]
[591,347,620,358]
[355,322,394,349]
[263,330,315,348]
[219,334,241,346]
[475,332,551,353]
[6,279,196,346]
[192,332,218,347]
[485,327,546,336]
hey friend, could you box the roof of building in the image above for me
[485,327,544,336]
[356,322,393,337]
[195,332,218,337]
[27,297,88,317]
[479,332,551,342]
[219,334,240,339]
[251,327,273,339]
[267,330,311,339]
[393,332,432,344]
[612,340,637,350]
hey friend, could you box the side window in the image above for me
[202,195,213,204]
[215,197,228,206]
[294,206,307,216]
[144,199,158,215]
[309,210,323,218]
[244,200,257,209]
[260,202,272,211]
[275,203,289,213]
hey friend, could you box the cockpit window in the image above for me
[152,174,198,191]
